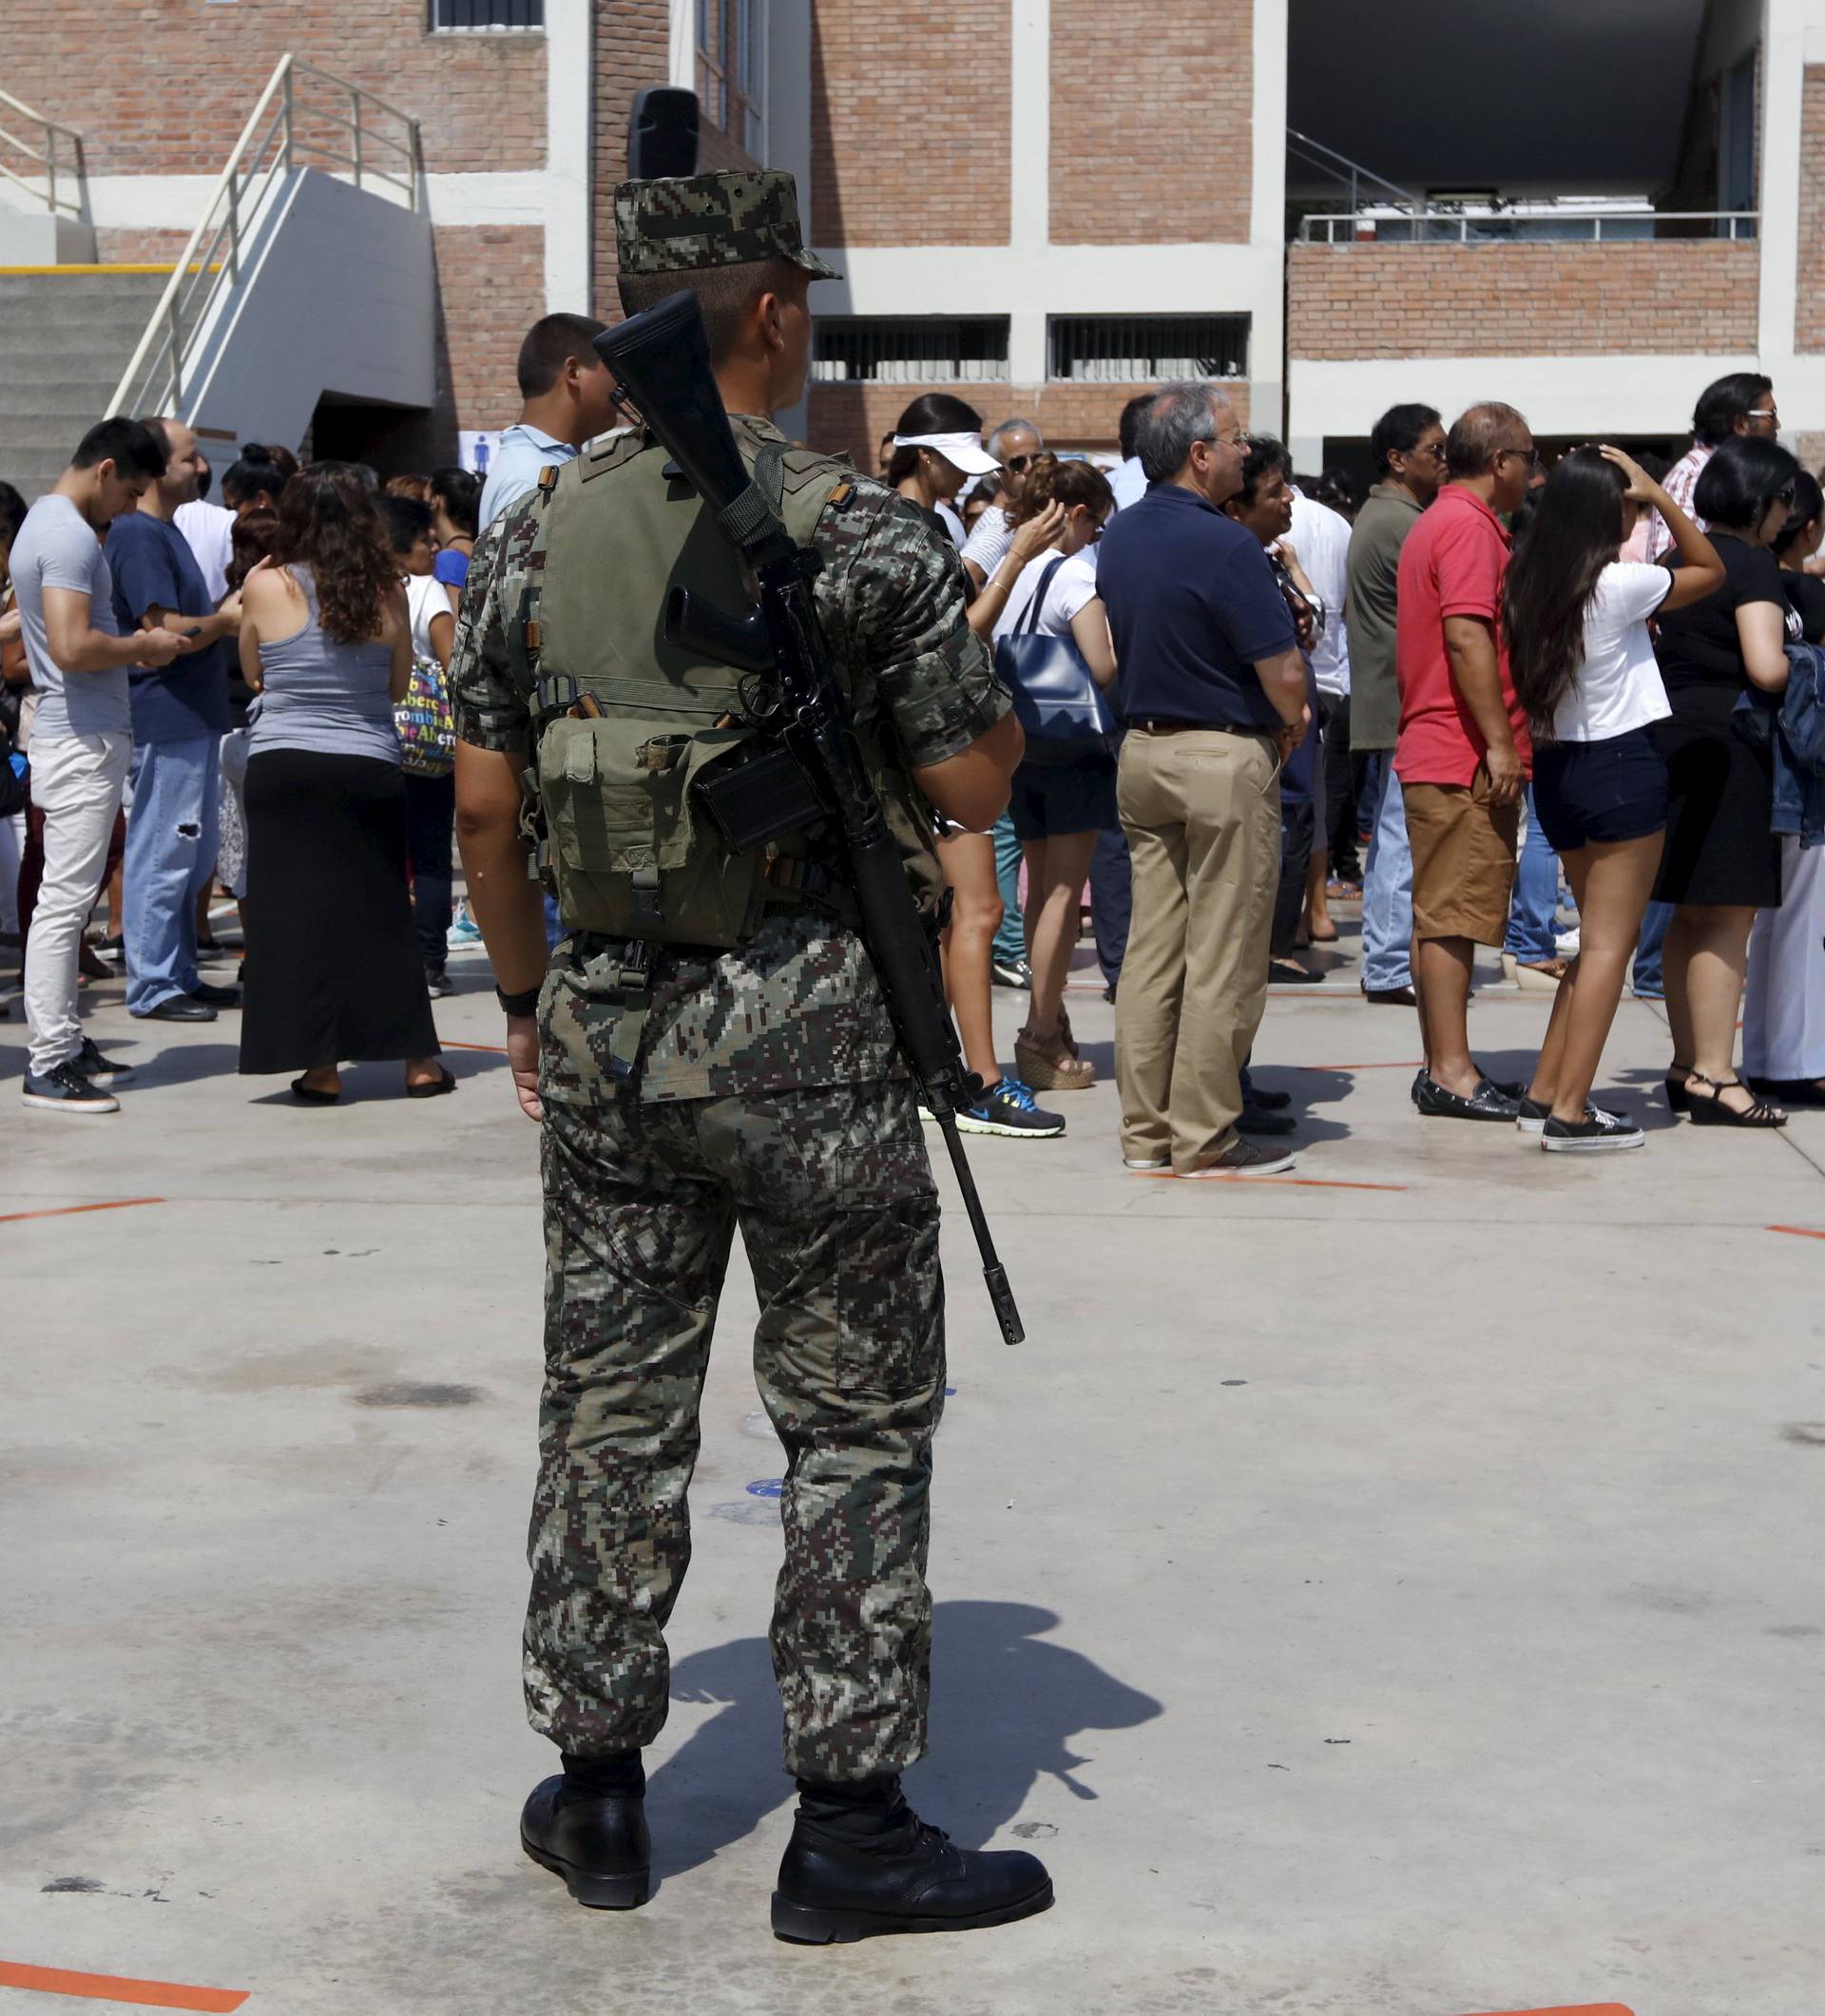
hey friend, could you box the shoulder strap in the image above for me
[1017,555,1068,638]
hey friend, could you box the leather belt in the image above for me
[1131,719,1273,737]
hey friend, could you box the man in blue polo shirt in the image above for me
[477,313,618,530]
[1097,380,1311,1180]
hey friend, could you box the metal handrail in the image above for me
[1286,127,1422,218]
[1299,208,1761,244]
[0,86,87,219]
[106,53,423,421]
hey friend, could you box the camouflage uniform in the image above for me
[451,277,1009,1778]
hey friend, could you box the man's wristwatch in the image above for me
[496,984,542,1017]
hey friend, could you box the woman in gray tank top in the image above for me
[237,464,451,1101]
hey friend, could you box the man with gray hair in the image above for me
[959,416,1044,594]
[1095,381,1313,1177]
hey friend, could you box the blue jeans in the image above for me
[125,734,221,1014]
[1633,899,1672,996]
[991,810,1025,966]
[1503,785,1562,963]
[1358,760,1412,991]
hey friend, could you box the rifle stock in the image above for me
[595,294,1026,1347]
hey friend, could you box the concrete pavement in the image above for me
[4,928,1823,2016]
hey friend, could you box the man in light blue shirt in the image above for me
[1106,391,1158,512]
[478,314,620,530]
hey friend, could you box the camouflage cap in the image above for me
[615,169,841,281]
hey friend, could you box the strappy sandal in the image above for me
[1685,1071,1787,1128]
[1663,1061,1693,1114]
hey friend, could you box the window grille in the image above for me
[812,317,1010,386]
[1047,314,1249,382]
[698,0,765,157]
[430,0,543,28]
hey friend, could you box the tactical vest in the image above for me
[519,422,941,947]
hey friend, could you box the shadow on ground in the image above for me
[646,1601,1162,1887]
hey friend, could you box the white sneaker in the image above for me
[1123,1154,1169,1171]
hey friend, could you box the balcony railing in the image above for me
[1299,208,1759,244]
[0,86,86,220]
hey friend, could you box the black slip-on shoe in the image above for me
[1412,1073,1523,1122]
[520,1776,650,1910]
[138,995,216,1022]
[1239,1106,1297,1136]
[189,981,240,1008]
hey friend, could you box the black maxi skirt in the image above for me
[239,747,440,1074]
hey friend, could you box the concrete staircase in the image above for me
[0,268,178,501]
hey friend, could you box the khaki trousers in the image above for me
[1115,727,1281,1172]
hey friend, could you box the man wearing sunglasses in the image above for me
[959,418,1046,596]
[1645,372,1779,564]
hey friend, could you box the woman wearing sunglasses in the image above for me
[1649,432,1801,1127]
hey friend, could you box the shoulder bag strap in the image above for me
[1016,555,1068,639]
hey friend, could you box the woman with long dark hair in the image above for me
[887,392,1000,547]
[237,463,450,1103]
[1503,446,1722,1150]
[1650,432,1799,1126]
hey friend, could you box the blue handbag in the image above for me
[992,556,1118,767]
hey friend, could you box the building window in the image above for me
[698,0,765,157]
[429,0,543,29]
[1047,315,1250,383]
[812,317,1011,386]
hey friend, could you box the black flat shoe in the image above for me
[406,1066,457,1099]
[1362,984,1416,1006]
[189,981,240,1008]
[1246,1085,1293,1110]
[1748,1075,1825,1107]
[1412,1072,1523,1122]
[1686,1072,1786,1128]
[290,1076,340,1104]
[1271,959,1325,985]
[1239,1106,1297,1135]
[141,995,216,1022]
[521,1776,650,1910]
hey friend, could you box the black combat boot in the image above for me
[771,1776,1053,1943]
[520,1751,650,1909]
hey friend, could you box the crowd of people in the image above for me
[5,347,1821,1166]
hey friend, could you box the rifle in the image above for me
[595,293,1025,1347]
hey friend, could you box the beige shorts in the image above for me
[1403,768,1522,947]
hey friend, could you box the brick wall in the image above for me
[1049,0,1252,244]
[1797,68,1825,351]
[1287,240,1759,358]
[432,224,547,449]
[592,0,673,319]
[809,2,1009,246]
[4,0,546,176]
[92,230,195,265]
[806,379,1250,464]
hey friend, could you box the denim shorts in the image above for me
[1532,725,1669,854]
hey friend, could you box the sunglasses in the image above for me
[1003,454,1035,473]
[1498,446,1544,470]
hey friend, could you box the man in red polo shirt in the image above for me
[1394,401,1537,1120]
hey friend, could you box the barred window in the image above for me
[1048,314,1249,382]
[812,317,1010,386]
[698,0,765,157]
[429,0,543,29]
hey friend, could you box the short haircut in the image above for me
[429,466,481,538]
[1136,379,1229,484]
[988,416,1042,458]
[1118,393,1157,462]
[1445,401,1530,480]
[1692,372,1774,447]
[516,313,609,398]
[883,391,986,489]
[1368,403,1442,479]
[1692,432,1801,530]
[379,492,434,552]
[1775,468,1825,554]
[70,415,166,481]
[616,258,801,368]
[1232,433,1292,509]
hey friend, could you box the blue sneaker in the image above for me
[955,1077,1065,1139]
[446,906,484,951]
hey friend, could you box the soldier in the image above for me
[449,168,1049,1944]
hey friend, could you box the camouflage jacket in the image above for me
[448,413,1010,1102]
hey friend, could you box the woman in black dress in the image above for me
[1652,433,1797,1127]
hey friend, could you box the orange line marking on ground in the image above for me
[0,1198,165,1226]
[1130,1171,1407,1193]
[1770,1224,1825,1240]
[439,1041,507,1054]
[1454,2005,1634,2016]
[0,1960,248,2010]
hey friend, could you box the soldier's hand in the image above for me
[505,1013,543,1122]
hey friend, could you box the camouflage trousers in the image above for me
[524,1061,946,1782]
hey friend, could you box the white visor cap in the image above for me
[892,431,1001,477]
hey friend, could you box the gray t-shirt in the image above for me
[10,493,125,740]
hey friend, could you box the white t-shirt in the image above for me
[934,499,968,547]
[1288,491,1353,700]
[175,499,235,605]
[960,504,1012,578]
[991,549,1099,646]
[404,571,455,666]
[1554,561,1674,743]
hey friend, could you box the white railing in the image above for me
[107,54,424,419]
[0,86,86,221]
[1299,209,1760,244]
